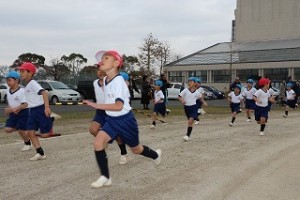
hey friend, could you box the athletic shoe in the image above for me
[194,120,200,125]
[166,109,171,115]
[246,119,251,122]
[29,153,46,161]
[91,176,112,188]
[283,114,287,118]
[50,112,62,120]
[229,122,233,127]
[183,135,190,142]
[198,109,206,114]
[149,125,156,129]
[21,145,31,151]
[119,155,128,165]
[259,131,265,136]
[153,149,162,166]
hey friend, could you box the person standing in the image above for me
[128,74,140,102]
[141,75,151,110]
[159,74,171,102]
[230,77,241,91]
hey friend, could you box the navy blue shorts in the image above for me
[27,105,52,134]
[5,109,28,130]
[184,105,198,120]
[153,102,166,116]
[196,99,202,109]
[245,99,256,110]
[286,100,296,109]
[101,112,139,148]
[255,106,269,121]
[92,109,107,125]
[267,101,272,112]
[230,103,240,113]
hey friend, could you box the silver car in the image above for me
[37,80,81,104]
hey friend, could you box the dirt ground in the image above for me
[0,110,300,200]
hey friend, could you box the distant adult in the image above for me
[230,77,241,91]
[128,74,139,101]
[278,80,286,106]
[141,75,151,110]
[159,74,171,102]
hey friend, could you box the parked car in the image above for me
[203,88,217,100]
[0,83,8,103]
[201,85,225,99]
[77,80,95,101]
[167,82,186,99]
[37,80,81,104]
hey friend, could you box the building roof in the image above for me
[166,38,300,66]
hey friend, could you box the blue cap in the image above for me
[247,79,254,84]
[119,72,129,81]
[155,80,163,87]
[6,71,20,79]
[188,77,197,82]
[196,77,202,83]
[235,84,242,90]
[287,83,293,87]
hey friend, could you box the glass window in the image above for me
[0,85,7,89]
[294,68,300,80]
[212,70,230,83]
[264,68,288,82]
[236,69,259,82]
[168,71,183,83]
[187,70,207,83]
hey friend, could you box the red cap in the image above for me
[18,62,36,74]
[95,50,123,67]
[258,78,270,86]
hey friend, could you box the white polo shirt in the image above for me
[242,87,257,100]
[268,88,276,96]
[93,79,105,104]
[6,87,27,109]
[197,87,205,98]
[286,89,295,100]
[103,75,132,116]
[154,90,164,103]
[254,89,270,107]
[24,80,44,108]
[228,92,243,103]
[178,88,201,106]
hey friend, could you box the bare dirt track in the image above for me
[1,110,300,200]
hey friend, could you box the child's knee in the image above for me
[131,145,143,154]
[4,128,13,133]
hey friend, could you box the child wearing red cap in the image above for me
[19,62,52,161]
[84,50,162,188]
[253,78,276,136]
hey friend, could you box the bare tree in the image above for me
[156,41,171,74]
[123,55,139,72]
[44,58,71,81]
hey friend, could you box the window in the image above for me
[294,68,300,80]
[264,68,288,82]
[236,69,259,82]
[0,85,7,89]
[40,82,51,90]
[212,70,230,83]
[187,70,207,83]
[168,71,183,83]
[174,84,181,89]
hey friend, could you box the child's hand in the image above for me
[83,100,97,109]
[181,100,185,105]
[203,101,208,107]
[4,107,13,115]
[45,106,51,117]
[12,108,20,114]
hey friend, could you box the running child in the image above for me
[228,84,243,126]
[19,62,52,161]
[149,80,166,129]
[283,83,296,118]
[242,79,257,122]
[194,77,207,125]
[178,77,201,142]
[84,50,162,188]
[4,71,31,151]
[253,78,276,136]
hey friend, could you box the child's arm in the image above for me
[12,103,28,114]
[83,100,123,111]
[41,90,51,117]
[200,96,208,107]
[178,96,185,105]
[268,96,276,104]
[253,95,261,104]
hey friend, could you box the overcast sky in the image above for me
[0,0,236,66]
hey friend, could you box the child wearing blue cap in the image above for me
[194,77,207,125]
[283,83,296,118]
[242,79,257,122]
[4,71,31,151]
[178,77,202,141]
[149,80,166,129]
[228,84,244,126]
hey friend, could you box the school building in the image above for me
[165,0,300,90]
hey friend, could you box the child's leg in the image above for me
[89,121,101,137]
[186,118,194,137]
[27,130,44,155]
[116,137,127,156]
[151,112,157,126]
[94,131,112,179]
[18,130,30,144]
[260,117,266,132]
[4,127,15,133]
[285,105,289,116]
[130,144,158,159]
[231,112,237,123]
[246,109,251,119]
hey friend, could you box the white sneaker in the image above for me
[119,155,128,165]
[91,176,112,188]
[149,125,156,129]
[183,135,190,142]
[246,119,251,122]
[194,120,200,125]
[153,149,162,166]
[29,153,46,161]
[259,131,265,136]
[229,122,234,127]
[21,145,31,151]
[198,109,206,114]
[283,114,287,118]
